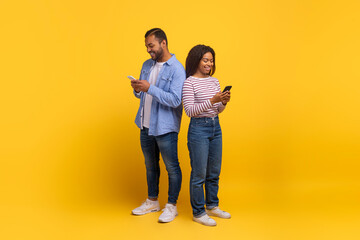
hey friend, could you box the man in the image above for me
[130,28,185,223]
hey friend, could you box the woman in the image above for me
[182,45,231,226]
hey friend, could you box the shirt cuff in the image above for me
[134,90,141,97]
[147,84,154,95]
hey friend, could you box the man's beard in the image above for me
[152,47,163,61]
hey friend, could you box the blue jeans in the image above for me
[140,128,182,204]
[187,116,222,217]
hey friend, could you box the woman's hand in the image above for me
[221,91,231,105]
[210,91,229,105]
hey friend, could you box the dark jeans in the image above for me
[140,128,182,204]
[187,116,222,217]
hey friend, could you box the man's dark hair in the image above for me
[145,28,168,46]
[185,44,216,78]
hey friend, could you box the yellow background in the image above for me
[1,0,360,239]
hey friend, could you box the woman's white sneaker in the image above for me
[158,203,178,223]
[132,199,160,215]
[206,206,231,219]
[193,214,217,226]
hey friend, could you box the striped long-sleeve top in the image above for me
[182,76,226,118]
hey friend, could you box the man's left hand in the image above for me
[131,79,150,92]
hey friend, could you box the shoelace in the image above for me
[200,215,212,221]
[211,207,223,213]
[141,200,152,209]
[163,206,174,213]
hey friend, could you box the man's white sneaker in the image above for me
[193,214,217,226]
[206,206,231,219]
[158,203,178,223]
[132,199,160,215]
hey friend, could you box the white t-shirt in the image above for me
[143,61,164,128]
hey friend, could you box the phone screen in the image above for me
[222,86,232,92]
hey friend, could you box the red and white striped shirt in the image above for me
[182,76,226,118]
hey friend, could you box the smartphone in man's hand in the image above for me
[127,75,136,80]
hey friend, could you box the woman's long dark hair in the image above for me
[185,44,216,78]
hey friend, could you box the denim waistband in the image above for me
[191,116,219,121]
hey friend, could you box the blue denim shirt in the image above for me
[134,54,186,136]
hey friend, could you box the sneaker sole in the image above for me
[132,207,160,215]
[206,212,231,219]
[206,210,231,219]
[193,217,217,226]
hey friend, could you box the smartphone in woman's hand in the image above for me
[222,86,232,92]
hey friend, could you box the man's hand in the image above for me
[131,79,150,93]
